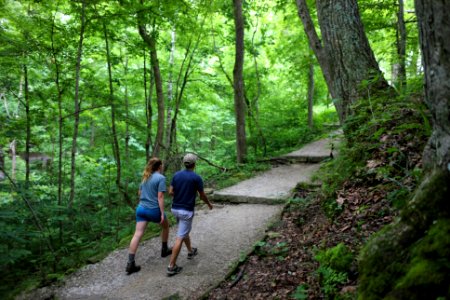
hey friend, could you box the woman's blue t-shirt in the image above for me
[139,172,166,209]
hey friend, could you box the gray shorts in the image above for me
[171,208,194,238]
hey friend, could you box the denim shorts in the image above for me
[171,208,194,238]
[136,205,166,223]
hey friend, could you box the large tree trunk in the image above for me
[233,0,247,163]
[296,0,390,123]
[69,0,86,208]
[358,1,450,298]
[417,0,450,171]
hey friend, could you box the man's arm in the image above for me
[169,185,174,196]
[199,190,213,210]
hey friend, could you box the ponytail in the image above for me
[141,157,162,183]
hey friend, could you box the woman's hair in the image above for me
[141,157,162,183]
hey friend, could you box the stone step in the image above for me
[212,132,342,204]
[273,136,338,163]
[212,163,322,204]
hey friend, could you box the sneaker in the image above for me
[187,247,198,259]
[161,247,173,258]
[126,261,141,275]
[167,265,183,277]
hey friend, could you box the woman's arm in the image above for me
[158,191,165,224]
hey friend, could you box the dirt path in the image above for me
[19,134,340,300]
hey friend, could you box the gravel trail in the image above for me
[21,204,283,300]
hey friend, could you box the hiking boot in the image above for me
[187,247,198,259]
[161,247,173,258]
[126,261,141,275]
[167,265,183,277]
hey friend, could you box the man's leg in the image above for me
[183,235,198,259]
[168,237,183,268]
[183,235,192,252]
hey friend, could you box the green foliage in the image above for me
[254,240,290,259]
[314,243,353,299]
[316,266,348,298]
[315,243,353,273]
[315,149,364,219]
[291,284,308,300]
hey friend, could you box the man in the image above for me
[167,153,213,276]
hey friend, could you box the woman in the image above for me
[126,157,172,275]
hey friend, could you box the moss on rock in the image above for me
[358,170,450,299]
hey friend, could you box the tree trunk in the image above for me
[0,93,11,118]
[233,0,247,163]
[295,0,335,99]
[103,21,133,207]
[138,15,165,159]
[9,139,16,181]
[169,24,204,166]
[392,0,407,91]
[317,0,389,122]
[165,29,175,156]
[249,17,267,156]
[24,64,30,188]
[103,21,122,191]
[416,0,450,171]
[296,0,389,123]
[69,0,86,209]
[358,1,450,298]
[123,56,130,195]
[143,49,154,161]
[307,51,315,128]
[51,11,64,243]
[0,145,5,181]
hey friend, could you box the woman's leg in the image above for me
[129,221,148,254]
[161,217,169,243]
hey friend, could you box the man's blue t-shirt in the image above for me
[170,169,204,211]
[139,172,166,209]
